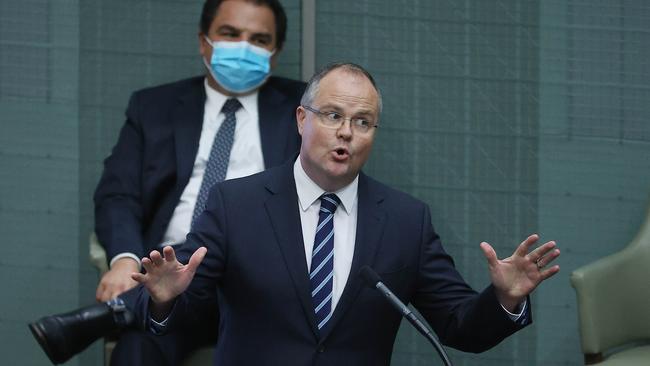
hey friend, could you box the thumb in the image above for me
[131,272,146,284]
[480,242,498,267]
[187,246,207,273]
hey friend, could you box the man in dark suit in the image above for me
[94,0,302,305]
[29,0,305,364]
[133,62,561,365]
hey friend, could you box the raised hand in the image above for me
[131,246,207,306]
[480,234,560,312]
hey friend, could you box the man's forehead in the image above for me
[212,0,276,33]
[314,70,379,110]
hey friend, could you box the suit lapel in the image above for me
[258,83,291,168]
[173,78,206,190]
[319,173,387,342]
[174,78,291,185]
[264,163,320,339]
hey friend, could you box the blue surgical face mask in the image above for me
[203,38,274,94]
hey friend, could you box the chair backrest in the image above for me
[571,200,650,354]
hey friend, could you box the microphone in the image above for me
[359,266,453,366]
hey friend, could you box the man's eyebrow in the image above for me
[314,103,341,111]
[216,25,240,33]
[250,32,273,41]
[353,108,376,115]
[317,104,376,116]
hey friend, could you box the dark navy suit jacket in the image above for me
[94,76,305,262]
[135,159,531,365]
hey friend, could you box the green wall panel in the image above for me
[2,0,649,365]
[0,0,83,364]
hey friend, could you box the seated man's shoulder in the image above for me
[265,76,307,98]
[131,76,205,102]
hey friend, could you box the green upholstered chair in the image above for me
[570,203,650,365]
[90,234,213,366]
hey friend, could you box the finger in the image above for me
[479,242,499,267]
[131,272,146,283]
[95,283,105,301]
[528,241,557,263]
[163,246,177,263]
[104,284,120,301]
[97,291,111,302]
[107,290,120,301]
[99,285,114,302]
[187,247,207,273]
[112,281,135,298]
[142,257,154,273]
[96,278,112,302]
[150,250,164,266]
[539,264,561,281]
[514,234,539,257]
[536,248,560,268]
[97,290,109,302]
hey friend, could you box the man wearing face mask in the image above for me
[28,0,304,365]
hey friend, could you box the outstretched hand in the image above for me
[480,234,560,312]
[131,246,207,306]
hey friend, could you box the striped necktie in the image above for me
[310,193,341,331]
[191,98,241,228]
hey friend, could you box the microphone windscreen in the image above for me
[359,266,382,287]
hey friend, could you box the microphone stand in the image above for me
[360,266,453,366]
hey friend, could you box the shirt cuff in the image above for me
[500,299,527,322]
[109,252,142,270]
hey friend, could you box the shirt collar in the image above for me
[203,78,259,117]
[293,156,358,215]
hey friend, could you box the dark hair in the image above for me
[301,62,383,114]
[199,0,288,50]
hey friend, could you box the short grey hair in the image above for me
[300,62,383,115]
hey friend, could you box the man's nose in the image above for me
[336,119,353,139]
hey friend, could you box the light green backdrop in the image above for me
[1,1,649,365]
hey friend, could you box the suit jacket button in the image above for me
[317,346,325,353]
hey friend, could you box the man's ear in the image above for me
[296,106,306,135]
[198,32,210,59]
[270,48,282,70]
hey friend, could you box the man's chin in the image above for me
[323,166,357,189]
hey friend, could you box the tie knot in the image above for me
[222,98,241,114]
[320,193,341,214]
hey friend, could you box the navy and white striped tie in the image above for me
[310,193,340,330]
[191,98,241,228]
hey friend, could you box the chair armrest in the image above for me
[571,245,650,354]
[89,232,110,275]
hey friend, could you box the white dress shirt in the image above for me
[293,157,358,313]
[111,78,265,267]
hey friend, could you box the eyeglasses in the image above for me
[302,105,378,134]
